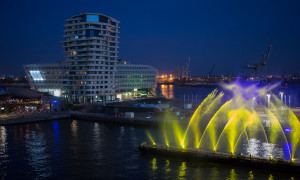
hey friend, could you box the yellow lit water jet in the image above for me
[264,107,292,160]
[146,130,155,145]
[182,90,224,148]
[198,100,232,150]
[146,82,300,162]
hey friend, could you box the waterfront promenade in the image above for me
[0,112,70,125]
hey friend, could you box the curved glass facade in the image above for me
[62,13,120,103]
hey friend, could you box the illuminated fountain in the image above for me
[142,82,300,165]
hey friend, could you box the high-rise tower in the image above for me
[62,13,120,103]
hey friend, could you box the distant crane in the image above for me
[172,68,181,78]
[241,45,272,77]
[181,57,191,78]
[208,64,215,77]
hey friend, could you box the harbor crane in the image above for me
[208,64,215,77]
[241,45,272,77]
[181,57,190,78]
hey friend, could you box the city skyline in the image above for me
[1,0,300,76]
[0,2,300,178]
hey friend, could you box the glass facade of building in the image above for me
[115,61,158,100]
[23,63,67,97]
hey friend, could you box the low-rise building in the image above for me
[0,88,65,113]
[23,63,67,97]
[115,60,158,100]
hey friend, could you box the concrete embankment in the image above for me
[0,112,71,125]
[71,111,161,127]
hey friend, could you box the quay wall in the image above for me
[0,112,70,125]
[71,112,160,127]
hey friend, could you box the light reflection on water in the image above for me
[164,159,171,176]
[71,120,78,137]
[178,161,187,180]
[0,126,8,167]
[146,156,296,180]
[161,84,174,99]
[249,171,254,180]
[24,128,51,178]
[53,121,60,153]
[93,122,103,161]
[240,138,294,161]
[228,169,237,180]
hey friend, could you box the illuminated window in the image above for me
[30,71,44,81]
[71,51,77,55]
[86,15,99,22]
[54,90,61,97]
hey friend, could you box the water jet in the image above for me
[139,82,300,172]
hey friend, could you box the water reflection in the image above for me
[70,120,80,155]
[93,123,100,138]
[35,124,41,131]
[71,120,78,137]
[248,171,254,180]
[25,125,30,139]
[93,123,102,160]
[164,160,171,174]
[228,169,237,180]
[247,138,286,160]
[0,126,8,163]
[0,126,7,148]
[152,158,157,171]
[268,174,274,180]
[24,127,51,178]
[178,161,186,179]
[93,123,101,148]
[53,121,60,152]
[129,127,138,148]
[118,126,125,141]
[161,85,174,99]
[210,167,219,180]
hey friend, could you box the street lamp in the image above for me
[252,97,256,107]
[266,94,271,108]
[279,92,283,103]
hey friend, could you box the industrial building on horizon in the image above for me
[23,13,158,103]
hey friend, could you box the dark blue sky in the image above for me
[1,0,300,76]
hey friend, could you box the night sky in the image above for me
[1,0,300,76]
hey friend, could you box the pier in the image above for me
[138,143,300,174]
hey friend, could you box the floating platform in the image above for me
[138,143,300,173]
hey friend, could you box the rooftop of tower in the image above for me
[67,13,120,24]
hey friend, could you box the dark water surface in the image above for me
[0,120,297,179]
